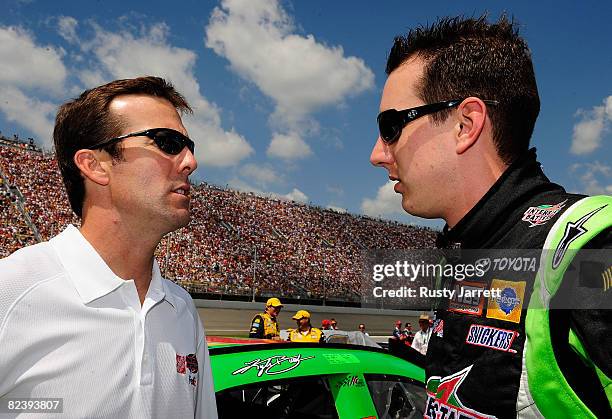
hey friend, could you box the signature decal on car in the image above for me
[337,374,365,389]
[232,354,315,377]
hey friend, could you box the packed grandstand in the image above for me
[0,134,437,306]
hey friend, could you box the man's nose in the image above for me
[179,146,198,175]
[370,136,393,167]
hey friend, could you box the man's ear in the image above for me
[455,97,488,154]
[73,149,110,186]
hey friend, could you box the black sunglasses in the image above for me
[92,128,195,155]
[377,98,499,144]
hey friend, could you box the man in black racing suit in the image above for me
[369,15,611,418]
[430,149,611,418]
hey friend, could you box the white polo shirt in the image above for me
[412,328,432,355]
[0,225,218,418]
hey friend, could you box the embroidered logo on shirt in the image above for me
[465,324,518,353]
[486,279,525,324]
[521,200,567,227]
[448,281,487,316]
[176,353,198,387]
[176,354,186,374]
[425,365,497,419]
[552,205,607,269]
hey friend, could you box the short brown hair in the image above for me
[386,15,540,164]
[53,76,192,217]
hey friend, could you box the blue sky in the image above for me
[1,0,610,228]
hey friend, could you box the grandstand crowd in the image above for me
[0,134,437,303]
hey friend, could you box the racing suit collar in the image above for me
[437,148,564,249]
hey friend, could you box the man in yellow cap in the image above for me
[249,297,283,340]
[288,310,323,343]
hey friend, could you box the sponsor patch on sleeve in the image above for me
[521,199,566,227]
[465,324,518,353]
[448,281,487,316]
[486,279,525,324]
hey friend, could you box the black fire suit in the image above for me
[426,149,611,418]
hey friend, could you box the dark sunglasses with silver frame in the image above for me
[377,98,499,144]
[91,127,195,155]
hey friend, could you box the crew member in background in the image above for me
[411,314,432,355]
[358,323,369,336]
[403,322,414,343]
[392,320,404,340]
[321,319,332,330]
[288,310,323,343]
[249,297,282,340]
[330,318,338,330]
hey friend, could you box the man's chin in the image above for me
[166,211,191,233]
[401,196,419,216]
[401,197,434,220]
[176,213,191,229]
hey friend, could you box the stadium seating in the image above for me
[0,138,437,301]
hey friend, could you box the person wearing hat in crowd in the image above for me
[288,310,323,343]
[249,297,283,340]
[411,314,432,355]
[321,319,332,330]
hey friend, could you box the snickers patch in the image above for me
[465,324,517,353]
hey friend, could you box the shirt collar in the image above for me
[155,260,177,310]
[437,148,564,249]
[50,225,175,310]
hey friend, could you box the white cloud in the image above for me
[76,69,106,89]
[205,0,374,155]
[0,26,67,146]
[57,16,78,44]
[360,180,444,228]
[361,180,404,218]
[228,177,308,203]
[283,187,308,203]
[571,95,612,155]
[267,131,312,160]
[0,20,255,161]
[239,163,283,187]
[570,162,612,195]
[184,118,253,167]
[0,26,67,94]
[0,85,56,142]
[73,22,253,167]
[227,177,266,195]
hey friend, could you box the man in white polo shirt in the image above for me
[0,77,217,418]
[411,314,432,355]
